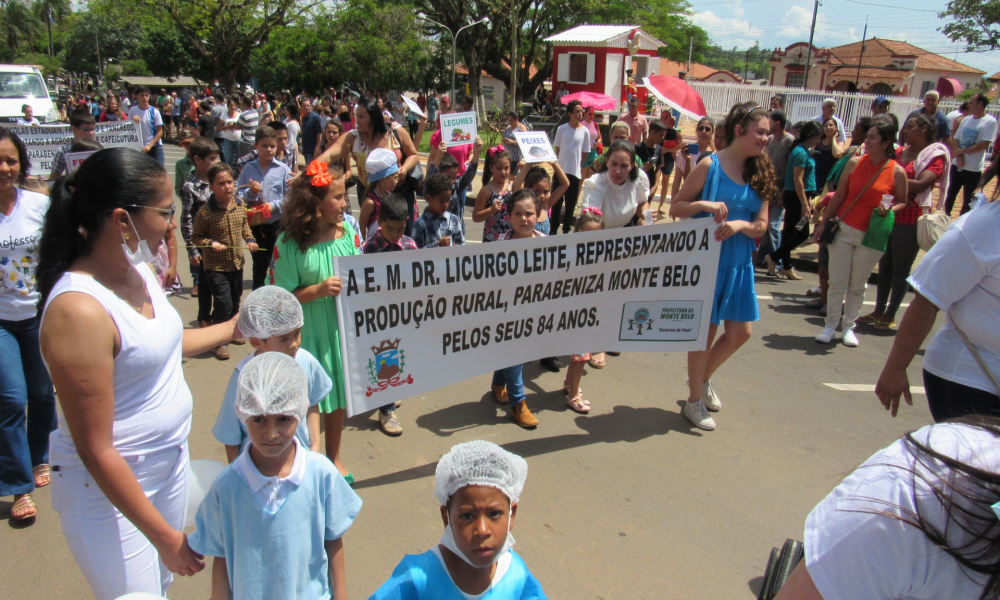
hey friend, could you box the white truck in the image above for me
[0,65,59,124]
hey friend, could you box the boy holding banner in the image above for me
[49,108,96,180]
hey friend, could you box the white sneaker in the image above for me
[815,326,837,344]
[702,380,721,412]
[842,329,859,347]
[684,399,716,431]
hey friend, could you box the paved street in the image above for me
[0,143,940,599]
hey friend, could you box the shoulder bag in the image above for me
[819,159,891,246]
[953,319,1000,393]
[392,125,423,190]
[916,210,952,251]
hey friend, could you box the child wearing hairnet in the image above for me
[188,352,362,600]
[369,441,547,599]
[212,285,332,463]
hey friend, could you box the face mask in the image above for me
[120,211,156,266]
[438,519,515,568]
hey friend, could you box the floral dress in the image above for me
[481,184,513,243]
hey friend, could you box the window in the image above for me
[920,80,934,96]
[871,82,893,95]
[482,86,495,100]
[569,54,588,84]
[786,72,804,87]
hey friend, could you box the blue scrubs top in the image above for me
[188,450,362,600]
[212,348,332,450]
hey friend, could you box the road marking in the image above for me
[823,383,925,394]
[756,294,909,308]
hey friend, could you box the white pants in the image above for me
[51,444,189,600]
[825,223,883,331]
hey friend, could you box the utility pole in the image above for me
[803,0,819,90]
[744,48,751,82]
[510,0,517,111]
[687,37,694,74]
[854,17,868,87]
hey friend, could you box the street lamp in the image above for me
[418,14,490,107]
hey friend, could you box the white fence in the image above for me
[680,81,1000,130]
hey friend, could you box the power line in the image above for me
[837,0,938,12]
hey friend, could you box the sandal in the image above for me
[33,464,50,488]
[588,353,606,369]
[11,494,36,520]
[857,312,884,324]
[566,391,591,414]
[873,320,897,330]
[606,351,621,357]
[562,381,582,396]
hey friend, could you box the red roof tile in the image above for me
[826,38,983,75]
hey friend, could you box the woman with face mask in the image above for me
[35,148,241,599]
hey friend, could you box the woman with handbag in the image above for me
[862,115,950,330]
[875,198,1000,422]
[813,116,907,347]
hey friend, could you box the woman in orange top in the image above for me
[813,116,907,348]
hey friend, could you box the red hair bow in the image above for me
[306,160,332,187]
[582,207,602,216]
[488,144,506,157]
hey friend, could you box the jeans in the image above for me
[944,166,980,215]
[550,174,581,235]
[493,366,525,407]
[223,139,241,169]
[146,144,164,167]
[874,223,919,320]
[195,261,212,323]
[535,218,550,235]
[757,200,784,265]
[769,190,809,269]
[0,316,57,497]
[825,223,883,331]
[924,369,1000,423]
[250,222,280,290]
[205,269,243,324]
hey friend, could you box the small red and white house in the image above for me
[544,25,665,108]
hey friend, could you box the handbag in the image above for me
[819,159,891,246]
[392,127,424,190]
[861,207,894,252]
[757,539,804,600]
[916,210,951,251]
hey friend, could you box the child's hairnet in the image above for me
[434,440,528,506]
[238,286,304,340]
[235,353,308,425]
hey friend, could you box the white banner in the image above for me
[514,131,557,163]
[334,220,721,416]
[9,121,143,177]
[439,111,476,147]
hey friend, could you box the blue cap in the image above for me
[873,96,890,106]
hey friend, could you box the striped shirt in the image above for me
[237,108,259,143]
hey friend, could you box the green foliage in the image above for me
[14,51,60,76]
[120,59,151,76]
[139,22,205,79]
[701,43,771,80]
[940,0,1000,50]
[0,0,41,61]
[62,10,144,74]
[103,64,119,83]
[637,0,710,63]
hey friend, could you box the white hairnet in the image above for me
[434,440,528,506]
[235,353,309,425]
[238,286,304,340]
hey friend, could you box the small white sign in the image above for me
[440,110,476,147]
[513,131,556,163]
[400,95,425,118]
[65,151,97,173]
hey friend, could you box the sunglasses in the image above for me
[697,126,713,132]
[122,204,176,219]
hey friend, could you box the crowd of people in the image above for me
[1,77,999,599]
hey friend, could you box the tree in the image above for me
[61,10,144,76]
[0,0,40,61]
[15,51,59,76]
[33,0,69,57]
[939,0,1000,51]
[139,22,206,80]
[637,0,710,64]
[140,0,319,92]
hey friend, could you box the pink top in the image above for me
[583,120,600,149]
[431,129,472,176]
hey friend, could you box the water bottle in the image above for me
[795,216,808,231]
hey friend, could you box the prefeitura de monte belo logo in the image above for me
[365,338,414,397]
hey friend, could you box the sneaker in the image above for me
[511,401,539,429]
[815,326,836,344]
[491,383,509,405]
[683,399,716,431]
[379,411,403,436]
[842,329,859,347]
[702,380,721,412]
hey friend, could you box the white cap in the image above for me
[238,286,304,340]
[434,440,528,506]
[365,147,399,183]
[235,353,309,424]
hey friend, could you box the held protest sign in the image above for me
[440,111,476,147]
[65,151,97,173]
[12,121,142,177]
[400,95,425,118]
[334,220,721,416]
[513,131,557,163]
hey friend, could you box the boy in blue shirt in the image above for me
[237,125,292,289]
[189,352,362,600]
[424,135,482,234]
[369,440,546,600]
[213,286,330,463]
[413,173,466,248]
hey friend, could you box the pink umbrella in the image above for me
[642,76,707,119]
[560,91,618,111]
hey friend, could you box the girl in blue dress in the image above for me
[670,102,778,431]
[369,440,546,600]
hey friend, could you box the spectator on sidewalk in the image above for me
[619,98,648,145]
[945,93,997,215]
[759,110,794,267]
[871,96,890,116]
[902,90,950,144]
[811,98,846,143]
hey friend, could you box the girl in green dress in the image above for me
[269,160,361,483]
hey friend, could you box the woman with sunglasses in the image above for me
[672,117,716,203]
[35,148,240,598]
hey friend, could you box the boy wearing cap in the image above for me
[369,440,545,599]
[212,286,331,463]
[872,96,890,116]
[188,352,362,600]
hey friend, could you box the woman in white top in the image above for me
[220,96,242,168]
[775,417,1000,600]
[36,148,240,599]
[0,128,56,521]
[284,102,302,163]
[581,139,651,229]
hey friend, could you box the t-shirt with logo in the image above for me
[0,188,50,320]
[127,105,164,147]
[955,113,998,172]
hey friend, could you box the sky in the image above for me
[688,0,1000,78]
